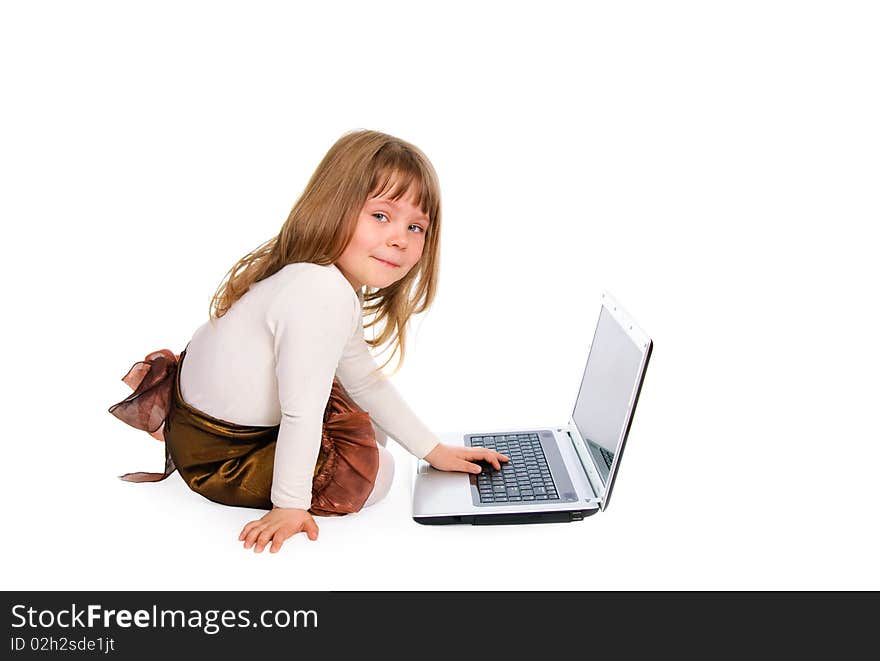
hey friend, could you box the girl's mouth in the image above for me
[373,257,399,268]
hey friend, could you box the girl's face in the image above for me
[336,187,430,292]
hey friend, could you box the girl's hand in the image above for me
[239,507,319,553]
[423,443,510,474]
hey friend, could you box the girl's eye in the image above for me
[372,212,425,234]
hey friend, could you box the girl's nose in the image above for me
[388,229,408,248]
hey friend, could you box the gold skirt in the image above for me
[108,346,380,517]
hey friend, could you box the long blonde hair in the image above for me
[208,129,442,376]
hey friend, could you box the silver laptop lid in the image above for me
[571,291,652,511]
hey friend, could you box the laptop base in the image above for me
[414,509,598,525]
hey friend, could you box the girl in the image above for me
[108,129,509,554]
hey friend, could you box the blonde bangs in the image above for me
[368,157,439,225]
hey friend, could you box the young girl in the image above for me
[108,129,509,554]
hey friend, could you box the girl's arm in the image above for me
[239,268,359,554]
[335,323,508,473]
[335,331,441,459]
[267,268,359,511]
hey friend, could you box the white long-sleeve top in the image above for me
[178,262,441,510]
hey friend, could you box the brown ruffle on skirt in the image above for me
[107,346,379,517]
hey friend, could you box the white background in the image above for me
[1,0,878,590]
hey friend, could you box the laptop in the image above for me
[412,290,653,525]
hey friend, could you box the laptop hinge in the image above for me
[562,418,604,506]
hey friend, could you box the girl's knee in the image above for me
[363,445,394,507]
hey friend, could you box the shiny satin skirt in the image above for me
[107,347,380,517]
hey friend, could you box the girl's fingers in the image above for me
[482,451,501,470]
[239,520,258,541]
[302,518,319,541]
[254,528,274,553]
[270,529,293,553]
[244,525,265,549]
[464,448,509,470]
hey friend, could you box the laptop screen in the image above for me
[571,304,649,492]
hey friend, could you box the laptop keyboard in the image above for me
[469,433,559,503]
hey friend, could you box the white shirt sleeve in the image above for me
[267,268,359,510]
[335,315,441,460]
